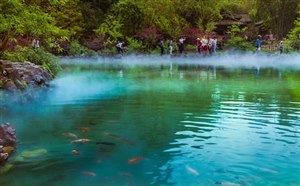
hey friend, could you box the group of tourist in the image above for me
[158,36,218,56]
[31,39,40,48]
[103,35,284,56]
[196,36,218,56]
[255,35,284,54]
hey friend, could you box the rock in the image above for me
[0,123,17,165]
[2,80,17,92]
[20,149,48,158]
[0,123,16,147]
[0,60,53,92]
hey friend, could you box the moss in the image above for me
[21,81,28,89]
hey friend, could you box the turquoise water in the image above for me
[1,55,300,186]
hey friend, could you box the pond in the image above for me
[1,55,300,186]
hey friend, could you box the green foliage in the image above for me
[254,0,299,38]
[0,0,69,51]
[48,0,85,39]
[94,15,124,48]
[126,37,144,53]
[227,25,247,37]
[225,25,255,51]
[136,0,187,37]
[226,36,255,51]
[176,0,222,31]
[110,0,144,36]
[285,5,300,51]
[1,0,299,56]
[2,47,61,75]
[69,41,97,56]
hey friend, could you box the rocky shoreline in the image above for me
[0,123,17,165]
[0,60,52,165]
[0,60,53,92]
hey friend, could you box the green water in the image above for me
[1,56,300,186]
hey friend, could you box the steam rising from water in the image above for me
[60,53,300,69]
[49,72,122,104]
[1,53,300,109]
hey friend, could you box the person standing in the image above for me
[196,38,202,54]
[279,41,284,54]
[169,39,174,55]
[159,39,164,55]
[201,36,209,56]
[178,37,186,54]
[31,39,36,48]
[212,37,217,54]
[116,41,123,54]
[255,35,262,52]
[35,40,40,48]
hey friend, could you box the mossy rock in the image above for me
[20,149,48,158]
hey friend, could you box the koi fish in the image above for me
[95,142,116,146]
[82,171,96,177]
[215,181,241,186]
[63,132,78,139]
[71,138,91,143]
[103,132,121,138]
[185,165,199,176]
[103,132,136,146]
[128,157,144,164]
[72,150,80,155]
[79,127,90,133]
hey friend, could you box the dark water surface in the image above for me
[1,55,300,186]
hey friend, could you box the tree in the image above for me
[175,0,222,32]
[254,0,299,38]
[94,15,124,47]
[285,4,300,50]
[0,0,68,51]
[109,0,144,36]
[225,24,255,51]
[136,0,187,38]
[47,0,85,39]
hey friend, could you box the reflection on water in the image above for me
[0,56,300,186]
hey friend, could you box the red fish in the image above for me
[82,171,96,177]
[128,157,144,164]
[62,132,78,139]
[72,150,80,155]
[79,127,90,133]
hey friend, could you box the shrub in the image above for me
[225,25,256,52]
[136,26,161,51]
[180,26,202,45]
[69,41,97,56]
[225,36,255,52]
[83,35,105,51]
[2,46,61,76]
[126,37,144,53]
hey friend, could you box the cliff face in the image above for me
[0,60,53,91]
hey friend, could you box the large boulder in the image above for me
[0,60,53,92]
[0,123,17,165]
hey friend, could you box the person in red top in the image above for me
[197,38,202,54]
